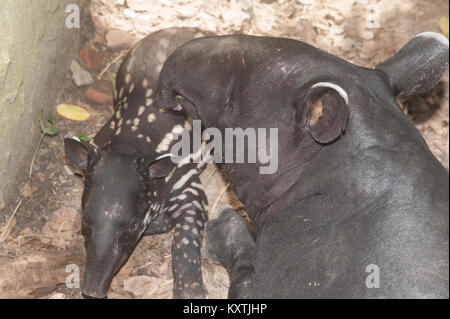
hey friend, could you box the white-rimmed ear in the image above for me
[296,82,349,144]
[376,32,449,97]
[148,153,176,178]
[64,135,98,170]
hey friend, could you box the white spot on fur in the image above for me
[172,124,184,135]
[170,194,187,202]
[138,106,145,116]
[146,88,153,97]
[182,188,199,196]
[190,182,204,191]
[172,169,197,192]
[125,73,131,84]
[184,120,192,131]
[142,78,148,88]
[146,98,153,106]
[129,82,135,94]
[156,132,173,153]
[148,113,156,123]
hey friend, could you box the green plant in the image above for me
[29,110,60,178]
[74,134,92,141]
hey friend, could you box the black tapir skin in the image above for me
[64,28,212,299]
[157,32,449,298]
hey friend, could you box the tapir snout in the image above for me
[82,229,130,298]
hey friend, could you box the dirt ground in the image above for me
[0,0,448,299]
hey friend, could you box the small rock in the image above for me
[176,4,199,19]
[127,0,154,11]
[70,60,94,87]
[123,8,138,19]
[48,292,66,299]
[19,183,33,198]
[85,80,114,107]
[79,45,101,71]
[360,30,374,40]
[106,30,132,49]
[36,172,45,182]
[41,207,81,248]
[123,275,154,296]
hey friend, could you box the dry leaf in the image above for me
[56,104,91,121]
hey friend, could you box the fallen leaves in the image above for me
[40,207,82,249]
[56,104,91,121]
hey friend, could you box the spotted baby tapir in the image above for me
[64,28,212,299]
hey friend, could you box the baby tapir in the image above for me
[157,32,449,298]
[64,28,212,299]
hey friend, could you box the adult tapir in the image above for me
[156,32,449,298]
[64,28,212,299]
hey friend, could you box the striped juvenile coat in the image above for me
[64,28,211,299]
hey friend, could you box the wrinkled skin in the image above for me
[65,28,211,299]
[157,32,449,298]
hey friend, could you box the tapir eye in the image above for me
[129,221,138,231]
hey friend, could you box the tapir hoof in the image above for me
[205,206,255,270]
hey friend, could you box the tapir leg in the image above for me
[170,203,208,298]
[205,206,256,299]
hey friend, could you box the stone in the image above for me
[127,0,154,12]
[105,29,132,49]
[85,80,114,107]
[123,275,154,296]
[70,60,93,87]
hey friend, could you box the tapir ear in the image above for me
[147,154,175,179]
[297,82,349,144]
[376,32,449,97]
[64,135,98,170]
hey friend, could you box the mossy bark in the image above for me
[0,0,80,214]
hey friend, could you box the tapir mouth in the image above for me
[82,252,121,299]
[82,271,112,299]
